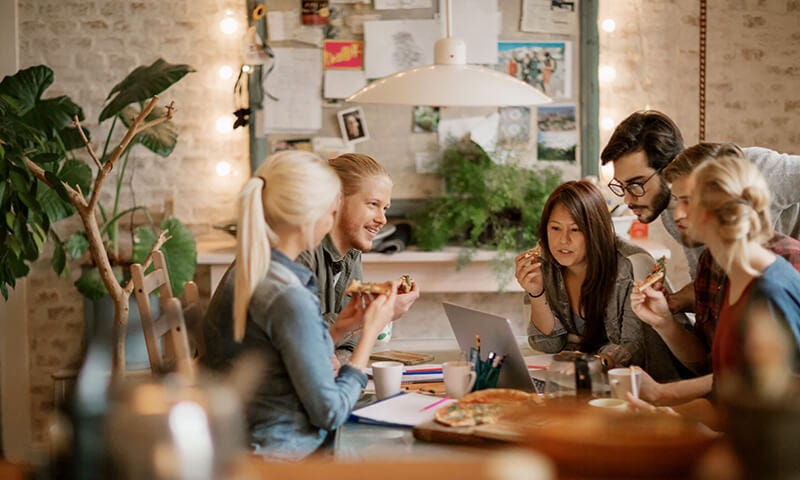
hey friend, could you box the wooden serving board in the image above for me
[370,350,434,365]
[412,419,523,446]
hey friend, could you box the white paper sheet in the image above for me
[374,0,431,9]
[520,0,578,35]
[266,10,298,42]
[438,114,498,152]
[364,19,440,78]
[439,0,499,64]
[261,48,323,134]
[350,392,455,427]
[324,70,367,99]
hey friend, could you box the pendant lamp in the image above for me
[347,0,552,107]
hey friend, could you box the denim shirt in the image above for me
[203,250,367,460]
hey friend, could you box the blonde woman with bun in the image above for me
[203,151,397,460]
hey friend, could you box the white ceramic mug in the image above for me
[371,361,404,400]
[588,398,628,410]
[443,361,477,399]
[608,367,642,400]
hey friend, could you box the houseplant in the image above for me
[413,138,562,287]
[0,59,195,376]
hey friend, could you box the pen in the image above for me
[420,397,451,412]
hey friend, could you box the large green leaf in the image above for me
[23,96,84,134]
[132,217,196,296]
[119,105,178,157]
[74,267,123,300]
[0,65,54,115]
[65,232,90,260]
[99,59,195,122]
[35,159,91,223]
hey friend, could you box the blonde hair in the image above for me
[693,145,772,275]
[234,150,341,341]
[328,153,389,196]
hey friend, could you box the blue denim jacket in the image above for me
[203,250,367,460]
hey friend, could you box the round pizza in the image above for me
[434,389,537,427]
[459,388,534,404]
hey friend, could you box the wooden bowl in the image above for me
[518,404,716,478]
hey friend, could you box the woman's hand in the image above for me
[361,281,399,338]
[392,278,420,320]
[630,282,673,330]
[515,250,544,297]
[630,366,663,404]
[626,392,678,416]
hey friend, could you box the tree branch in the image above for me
[122,229,172,295]
[136,101,175,133]
[73,115,102,169]
[22,156,88,209]
[88,96,160,211]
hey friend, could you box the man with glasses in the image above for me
[602,110,800,279]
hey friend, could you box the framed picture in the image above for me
[337,106,369,144]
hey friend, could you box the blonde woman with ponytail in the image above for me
[203,151,397,460]
[687,150,800,380]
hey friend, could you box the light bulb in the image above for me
[242,64,252,73]
[216,161,232,177]
[601,18,616,32]
[215,116,232,134]
[601,117,615,131]
[219,10,239,35]
[599,65,617,83]
[218,65,234,80]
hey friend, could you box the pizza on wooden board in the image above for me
[434,389,539,427]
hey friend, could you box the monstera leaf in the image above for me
[119,105,178,157]
[99,59,195,122]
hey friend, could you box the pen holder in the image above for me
[470,355,502,392]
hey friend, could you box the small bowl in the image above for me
[588,398,627,410]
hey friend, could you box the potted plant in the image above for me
[0,59,195,377]
[413,138,562,288]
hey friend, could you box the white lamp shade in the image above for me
[346,63,552,107]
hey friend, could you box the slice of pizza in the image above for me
[343,279,393,297]
[434,402,504,428]
[637,256,667,292]
[398,275,416,294]
[522,244,543,266]
[459,388,536,405]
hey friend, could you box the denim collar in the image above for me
[272,249,316,291]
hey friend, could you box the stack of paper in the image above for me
[350,392,455,427]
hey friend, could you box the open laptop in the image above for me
[443,302,542,393]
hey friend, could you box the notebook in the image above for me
[350,392,456,427]
[442,302,542,393]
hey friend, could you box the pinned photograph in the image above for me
[338,107,369,144]
[496,41,572,99]
[537,104,577,162]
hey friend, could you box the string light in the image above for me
[599,65,617,83]
[219,10,239,35]
[215,116,232,134]
[218,65,234,80]
[242,64,252,73]
[215,161,232,177]
[601,18,616,33]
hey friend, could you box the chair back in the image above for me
[130,251,195,380]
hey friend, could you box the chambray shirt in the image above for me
[202,250,367,460]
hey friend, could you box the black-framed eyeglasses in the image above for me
[607,168,662,198]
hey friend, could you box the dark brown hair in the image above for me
[537,181,618,353]
[663,142,743,183]
[600,110,684,171]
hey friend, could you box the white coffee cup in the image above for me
[443,361,477,399]
[588,398,628,410]
[371,361,403,400]
[608,367,642,400]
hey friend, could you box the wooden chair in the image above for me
[130,250,195,381]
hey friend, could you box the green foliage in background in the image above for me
[0,60,196,300]
[413,139,562,287]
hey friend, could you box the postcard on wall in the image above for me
[536,104,577,162]
[324,70,367,99]
[412,106,440,133]
[262,48,323,134]
[374,0,431,9]
[269,138,313,154]
[266,10,298,42]
[364,19,440,78]
[338,106,370,144]
[439,0,499,64]
[520,0,577,35]
[496,41,572,99]
[497,106,532,150]
[323,40,364,69]
[302,0,330,25]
